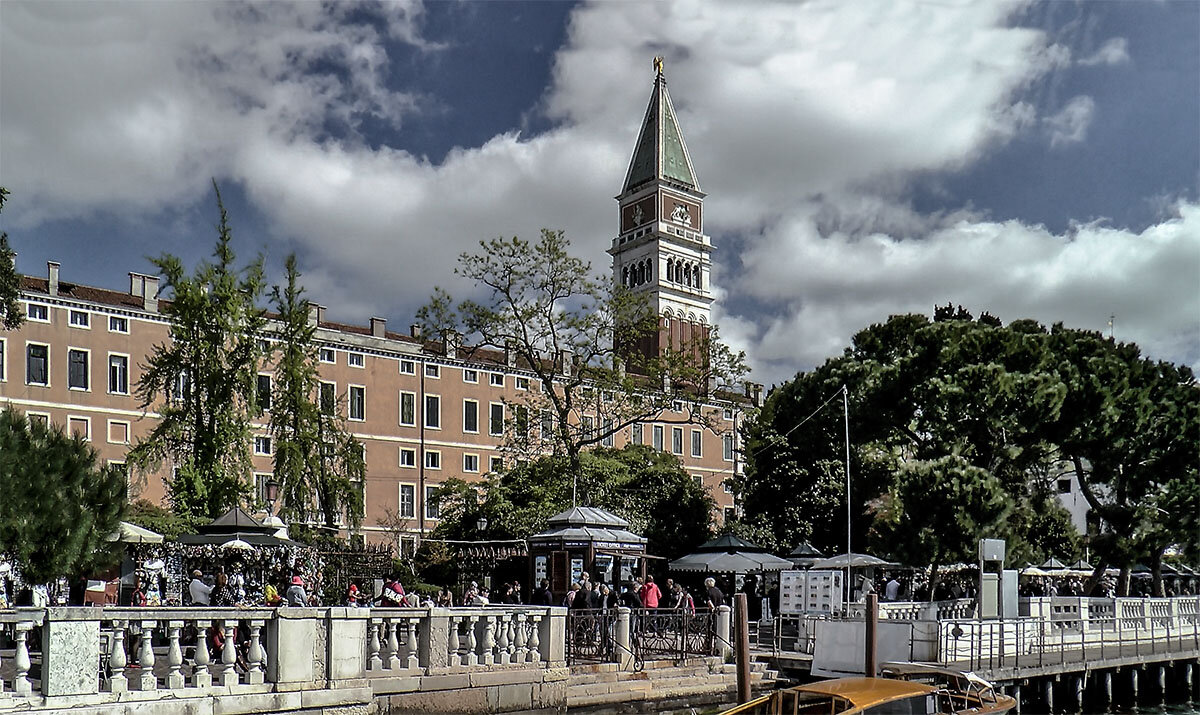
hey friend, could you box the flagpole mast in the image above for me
[843,384,852,613]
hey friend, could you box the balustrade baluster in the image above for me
[507,616,517,661]
[481,615,496,666]
[109,621,128,692]
[385,619,401,670]
[465,616,479,666]
[406,617,420,669]
[192,620,212,688]
[220,620,239,687]
[137,620,158,691]
[368,619,382,671]
[166,620,185,690]
[13,623,33,696]
[247,621,265,685]
[514,613,528,663]
[497,613,511,665]
[447,616,461,666]
[528,615,541,663]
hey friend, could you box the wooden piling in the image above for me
[734,593,751,704]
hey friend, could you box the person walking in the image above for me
[639,575,662,609]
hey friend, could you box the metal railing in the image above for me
[565,609,617,665]
[629,607,717,665]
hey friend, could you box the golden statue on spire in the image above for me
[653,56,664,76]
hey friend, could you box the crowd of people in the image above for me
[558,573,731,614]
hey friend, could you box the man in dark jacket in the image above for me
[704,577,724,609]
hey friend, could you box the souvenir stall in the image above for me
[528,506,651,603]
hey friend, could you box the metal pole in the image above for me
[843,385,852,614]
[735,593,751,703]
[865,593,878,677]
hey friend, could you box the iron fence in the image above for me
[565,609,617,665]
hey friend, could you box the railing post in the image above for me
[405,616,420,669]
[464,615,479,666]
[326,607,369,681]
[717,605,733,661]
[478,614,495,666]
[514,612,528,664]
[616,607,633,670]
[368,619,383,671]
[527,614,542,664]
[192,619,212,688]
[137,620,158,691]
[13,622,33,696]
[220,620,239,687]
[497,613,511,665]
[246,620,265,685]
[384,618,401,670]
[166,620,185,690]
[41,607,101,697]
[541,607,566,664]
[443,614,460,667]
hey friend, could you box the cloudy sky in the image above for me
[2,1,1197,386]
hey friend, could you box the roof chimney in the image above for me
[443,332,459,360]
[370,317,387,338]
[307,304,325,326]
[410,324,422,339]
[559,350,571,377]
[505,340,517,368]
[47,261,60,297]
[143,276,159,312]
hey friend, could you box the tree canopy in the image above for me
[0,407,126,583]
[128,183,266,518]
[418,229,746,498]
[737,308,1195,595]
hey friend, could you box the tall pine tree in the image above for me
[268,255,365,531]
[129,183,266,519]
[0,187,25,330]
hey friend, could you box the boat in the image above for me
[720,662,1016,714]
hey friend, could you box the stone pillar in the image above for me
[266,608,316,685]
[420,608,451,670]
[41,607,101,697]
[540,607,567,664]
[615,607,633,671]
[716,605,733,661]
[1071,675,1083,713]
[1130,667,1139,704]
[1010,683,1022,715]
[1043,678,1054,713]
[1156,665,1167,703]
[326,607,369,682]
[1100,671,1112,710]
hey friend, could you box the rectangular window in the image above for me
[601,418,615,447]
[723,479,733,494]
[540,410,554,440]
[254,435,272,455]
[399,360,415,375]
[68,416,90,441]
[671,427,683,455]
[27,303,49,322]
[723,407,735,421]
[489,455,503,474]
[399,391,416,426]
[0,338,5,382]
[319,348,336,363]
[108,354,129,395]
[515,376,529,390]
[28,412,49,428]
[515,405,529,441]
[424,394,441,429]
[463,369,478,383]
[425,450,441,470]
[463,453,479,472]
[347,352,365,368]
[399,484,415,519]
[320,382,336,415]
[652,425,664,451]
[109,315,129,333]
[691,429,702,457]
[490,373,504,387]
[489,402,504,436]
[26,344,51,386]
[724,507,737,523]
[172,371,191,403]
[107,420,130,445]
[631,423,643,446]
[256,374,272,412]
[463,399,479,433]
[582,415,594,439]
[257,338,271,354]
[425,364,440,378]
[723,434,735,462]
[68,348,89,390]
[348,386,365,421]
[69,310,90,328]
[399,448,416,468]
[1057,478,1072,494]
[425,485,440,519]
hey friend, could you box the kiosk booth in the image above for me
[528,506,650,603]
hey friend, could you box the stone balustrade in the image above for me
[0,604,566,713]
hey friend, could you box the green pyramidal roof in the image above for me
[623,72,700,194]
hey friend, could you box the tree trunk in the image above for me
[1150,550,1165,597]
[1084,561,1108,596]
[1117,567,1131,597]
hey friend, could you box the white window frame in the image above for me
[515,376,529,391]
[69,310,90,328]
[399,483,416,519]
[107,419,131,445]
[399,360,415,375]
[348,385,366,422]
[256,373,272,411]
[489,455,503,474]
[691,429,703,458]
[424,485,440,520]
[319,347,336,364]
[424,394,441,430]
[319,381,337,415]
[723,434,735,462]
[67,346,90,392]
[489,372,504,387]
[399,391,417,427]
[425,450,441,470]
[0,337,6,382]
[601,418,615,447]
[425,363,440,379]
[347,351,365,368]
[67,415,91,441]
[723,479,733,494]
[254,435,273,456]
[25,341,50,386]
[671,427,684,455]
[489,402,505,436]
[463,453,480,473]
[26,303,49,323]
[463,369,478,384]
[652,425,664,451]
[723,407,735,421]
[463,399,479,434]
[109,315,129,333]
[108,353,130,395]
[399,447,416,468]
[26,411,51,428]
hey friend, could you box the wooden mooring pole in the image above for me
[735,593,751,704]
[865,593,878,677]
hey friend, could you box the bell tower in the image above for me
[609,58,714,363]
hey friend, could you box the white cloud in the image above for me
[1043,95,1096,147]
[2,1,1194,389]
[1078,37,1130,67]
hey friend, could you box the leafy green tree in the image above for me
[0,187,25,330]
[0,408,126,583]
[418,229,746,500]
[432,444,714,561]
[128,183,266,519]
[268,254,365,531]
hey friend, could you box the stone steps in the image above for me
[565,656,776,709]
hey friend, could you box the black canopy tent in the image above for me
[177,507,293,548]
[527,506,650,602]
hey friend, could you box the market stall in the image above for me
[528,506,650,603]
